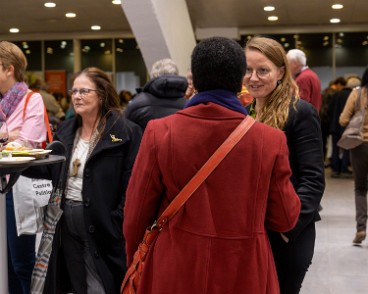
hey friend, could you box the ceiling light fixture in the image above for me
[264,6,275,12]
[330,18,341,23]
[332,4,343,9]
[112,0,122,4]
[65,12,76,18]
[91,25,101,31]
[44,2,56,8]
[9,28,19,33]
[268,16,278,21]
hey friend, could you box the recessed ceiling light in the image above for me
[112,0,121,4]
[91,25,101,31]
[332,4,343,9]
[264,6,275,12]
[9,28,19,33]
[330,18,341,23]
[44,2,56,8]
[268,16,278,21]
[65,12,76,18]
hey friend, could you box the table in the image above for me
[0,155,65,294]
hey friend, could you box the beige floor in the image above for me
[301,171,368,294]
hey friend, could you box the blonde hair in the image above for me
[0,41,27,82]
[245,36,299,129]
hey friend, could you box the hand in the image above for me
[280,233,289,243]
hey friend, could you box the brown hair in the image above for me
[245,36,299,129]
[72,67,121,134]
[0,41,27,82]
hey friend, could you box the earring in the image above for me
[277,80,282,85]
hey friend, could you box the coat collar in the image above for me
[56,111,130,157]
[177,102,246,120]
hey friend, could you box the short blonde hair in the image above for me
[0,41,27,82]
[150,58,178,78]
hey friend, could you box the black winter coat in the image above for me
[26,111,142,293]
[124,75,187,131]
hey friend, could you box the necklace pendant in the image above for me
[71,158,81,177]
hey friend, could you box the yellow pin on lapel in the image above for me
[110,134,122,142]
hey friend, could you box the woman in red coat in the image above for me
[123,37,301,294]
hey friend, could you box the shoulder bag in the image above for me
[12,91,54,236]
[121,115,255,294]
[337,88,367,150]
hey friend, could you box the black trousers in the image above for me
[268,222,316,294]
[61,199,105,294]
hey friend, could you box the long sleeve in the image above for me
[123,121,164,265]
[339,88,359,127]
[284,100,325,241]
[266,133,301,232]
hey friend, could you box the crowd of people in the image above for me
[1,34,367,294]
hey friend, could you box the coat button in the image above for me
[84,168,91,178]
[84,198,90,207]
[88,225,95,233]
[94,251,99,258]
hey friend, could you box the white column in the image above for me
[121,0,196,75]
[0,194,8,294]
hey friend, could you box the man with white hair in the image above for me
[287,49,322,111]
[124,58,187,131]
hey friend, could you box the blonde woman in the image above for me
[244,36,325,294]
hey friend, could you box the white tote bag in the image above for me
[12,175,53,236]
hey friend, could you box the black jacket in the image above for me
[283,99,325,241]
[246,99,325,241]
[124,75,187,131]
[26,111,142,293]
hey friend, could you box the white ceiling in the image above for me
[0,0,367,41]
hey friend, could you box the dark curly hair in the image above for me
[191,37,245,93]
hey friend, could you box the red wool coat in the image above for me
[124,103,301,294]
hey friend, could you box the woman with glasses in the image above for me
[28,67,142,293]
[244,36,325,294]
[0,41,47,294]
[124,37,301,294]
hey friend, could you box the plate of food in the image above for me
[3,142,52,159]
[0,157,36,165]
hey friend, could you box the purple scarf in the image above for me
[185,89,248,115]
[0,82,28,121]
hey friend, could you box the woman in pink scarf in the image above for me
[0,41,46,294]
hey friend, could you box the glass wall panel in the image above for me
[335,32,368,79]
[45,40,74,72]
[81,39,113,71]
[115,38,147,95]
[14,41,42,71]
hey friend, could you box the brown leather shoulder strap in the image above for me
[154,115,255,230]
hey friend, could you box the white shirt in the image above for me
[65,137,89,201]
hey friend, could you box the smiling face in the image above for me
[71,74,101,120]
[244,49,285,101]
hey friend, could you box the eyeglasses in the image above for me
[245,68,271,79]
[68,88,97,97]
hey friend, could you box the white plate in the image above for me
[3,149,52,155]
[0,157,36,164]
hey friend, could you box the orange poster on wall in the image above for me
[45,70,66,96]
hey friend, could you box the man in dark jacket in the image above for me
[124,58,188,131]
